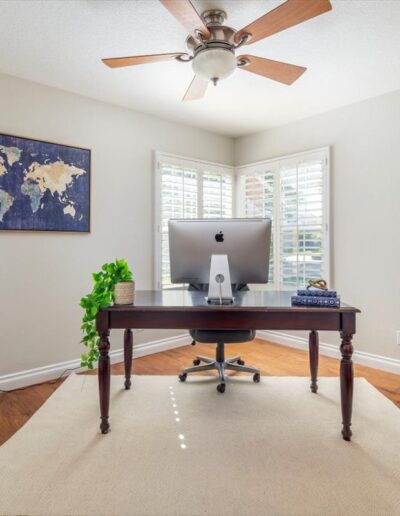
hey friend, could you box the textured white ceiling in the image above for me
[1,0,400,136]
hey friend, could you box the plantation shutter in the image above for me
[238,169,275,283]
[202,171,233,218]
[159,162,198,288]
[157,149,329,290]
[157,157,234,288]
[280,156,326,288]
[237,149,329,290]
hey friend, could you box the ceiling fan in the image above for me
[102,0,332,101]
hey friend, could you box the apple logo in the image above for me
[215,231,224,243]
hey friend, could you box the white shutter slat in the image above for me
[158,162,234,288]
[203,171,233,218]
[237,150,328,290]
[240,171,275,282]
[160,164,198,287]
[280,159,325,288]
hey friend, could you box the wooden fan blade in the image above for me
[102,53,184,68]
[160,0,210,39]
[235,0,332,45]
[238,55,306,85]
[183,75,208,101]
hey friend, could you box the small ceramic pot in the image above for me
[114,281,135,305]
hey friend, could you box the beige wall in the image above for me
[1,71,399,377]
[235,89,400,360]
[0,73,234,375]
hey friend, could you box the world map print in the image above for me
[0,133,90,232]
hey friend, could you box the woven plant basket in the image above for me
[114,281,135,305]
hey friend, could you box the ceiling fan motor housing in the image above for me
[186,10,236,53]
[187,10,238,84]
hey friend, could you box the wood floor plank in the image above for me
[1,339,399,446]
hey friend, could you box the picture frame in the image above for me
[0,132,91,232]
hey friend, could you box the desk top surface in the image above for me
[105,290,360,313]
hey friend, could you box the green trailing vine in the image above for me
[80,258,133,369]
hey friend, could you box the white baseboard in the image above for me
[2,330,399,392]
[0,333,190,392]
[258,330,400,375]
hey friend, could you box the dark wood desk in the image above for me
[96,290,360,440]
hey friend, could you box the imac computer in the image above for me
[168,218,272,304]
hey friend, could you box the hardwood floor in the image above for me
[1,339,399,446]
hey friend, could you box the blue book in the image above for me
[291,295,340,307]
[297,289,337,298]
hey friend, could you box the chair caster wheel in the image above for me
[191,340,196,346]
[193,359,201,366]
[253,373,260,383]
[237,359,245,365]
[179,373,187,382]
[217,383,226,393]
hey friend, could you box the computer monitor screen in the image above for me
[168,218,271,285]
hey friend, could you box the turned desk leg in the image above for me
[124,329,133,390]
[309,330,319,393]
[340,332,354,441]
[98,330,111,434]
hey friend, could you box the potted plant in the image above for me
[80,258,134,369]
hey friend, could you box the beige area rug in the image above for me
[1,375,400,516]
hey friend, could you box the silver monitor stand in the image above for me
[206,254,234,305]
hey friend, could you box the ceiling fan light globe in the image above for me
[192,48,236,83]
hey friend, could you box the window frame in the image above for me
[154,147,330,291]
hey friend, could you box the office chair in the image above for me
[178,329,260,393]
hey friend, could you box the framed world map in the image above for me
[0,133,90,232]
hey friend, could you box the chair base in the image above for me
[179,344,260,392]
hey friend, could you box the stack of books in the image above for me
[291,288,340,307]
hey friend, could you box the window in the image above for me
[236,149,330,290]
[155,148,329,290]
[155,153,234,288]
